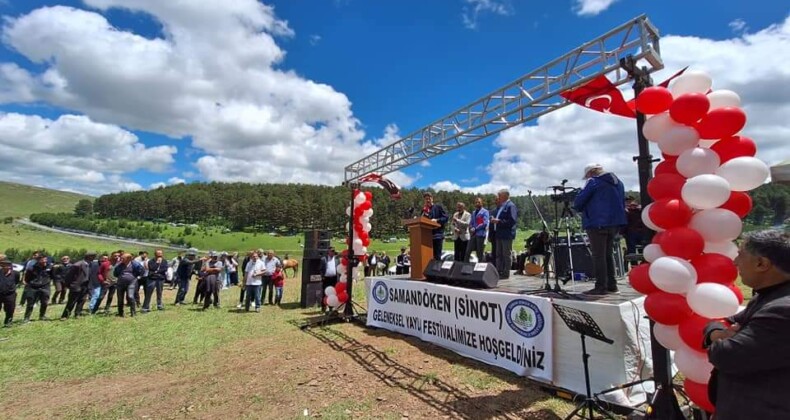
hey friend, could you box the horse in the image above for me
[282,258,299,278]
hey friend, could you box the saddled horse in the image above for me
[282,258,299,278]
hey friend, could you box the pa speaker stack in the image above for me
[423,260,499,289]
[300,230,330,308]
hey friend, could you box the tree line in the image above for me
[34,181,788,239]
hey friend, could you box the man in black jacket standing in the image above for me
[421,192,448,261]
[24,254,52,322]
[0,257,20,326]
[143,249,168,312]
[703,230,790,419]
[61,251,97,319]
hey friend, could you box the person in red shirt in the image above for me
[272,263,285,306]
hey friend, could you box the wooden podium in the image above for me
[402,217,440,280]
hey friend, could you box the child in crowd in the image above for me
[272,263,285,306]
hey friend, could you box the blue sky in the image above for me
[0,0,787,195]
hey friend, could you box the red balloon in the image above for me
[728,283,745,304]
[649,199,693,230]
[341,257,349,266]
[691,253,738,284]
[337,291,349,303]
[695,107,747,139]
[679,314,713,351]
[719,191,753,219]
[364,191,373,200]
[684,379,715,413]
[652,231,666,245]
[335,282,347,294]
[648,174,686,201]
[669,93,710,125]
[359,201,372,211]
[659,227,705,260]
[362,238,371,247]
[654,160,680,177]
[322,296,328,306]
[661,153,679,162]
[636,86,674,114]
[644,291,694,325]
[710,135,757,164]
[628,263,657,295]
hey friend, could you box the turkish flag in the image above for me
[561,75,635,118]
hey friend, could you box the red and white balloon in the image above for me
[631,70,769,413]
[326,190,374,309]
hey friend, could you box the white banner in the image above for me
[366,277,553,381]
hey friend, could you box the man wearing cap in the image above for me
[421,192,448,260]
[0,256,20,326]
[61,251,97,319]
[491,188,518,279]
[175,250,198,305]
[573,163,627,295]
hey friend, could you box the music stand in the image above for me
[553,303,616,420]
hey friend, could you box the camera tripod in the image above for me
[548,183,590,298]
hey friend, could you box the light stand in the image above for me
[620,55,684,419]
[300,182,367,329]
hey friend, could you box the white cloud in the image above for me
[729,18,748,34]
[167,177,186,185]
[0,112,175,194]
[573,0,619,16]
[309,34,321,46]
[150,176,185,189]
[433,16,790,196]
[461,0,512,30]
[0,1,376,187]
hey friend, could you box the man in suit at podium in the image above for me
[421,192,448,260]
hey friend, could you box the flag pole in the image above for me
[621,55,685,420]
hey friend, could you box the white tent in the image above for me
[771,160,790,185]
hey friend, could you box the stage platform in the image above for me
[365,272,655,408]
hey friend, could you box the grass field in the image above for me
[0,181,91,219]
[0,223,160,256]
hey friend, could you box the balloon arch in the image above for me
[631,70,768,412]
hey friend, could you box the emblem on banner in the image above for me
[505,299,545,338]
[372,281,389,304]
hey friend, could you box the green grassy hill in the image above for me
[0,181,91,219]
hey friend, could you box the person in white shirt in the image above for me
[243,252,265,312]
[320,248,339,312]
[451,202,471,262]
[261,250,280,305]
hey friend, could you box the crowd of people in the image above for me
[0,248,292,326]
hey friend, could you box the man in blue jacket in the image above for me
[492,189,518,279]
[573,163,626,295]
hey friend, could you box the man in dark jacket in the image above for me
[113,253,144,317]
[573,164,626,295]
[0,257,20,326]
[143,249,168,312]
[61,251,97,319]
[703,230,790,419]
[24,254,52,322]
[175,250,197,306]
[492,189,518,279]
[421,192,448,261]
[50,255,70,305]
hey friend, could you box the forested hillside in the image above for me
[84,182,788,237]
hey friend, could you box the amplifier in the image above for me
[304,230,331,250]
[553,243,594,280]
[300,258,324,308]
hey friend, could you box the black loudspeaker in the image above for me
[424,260,499,289]
[303,248,328,259]
[300,258,324,308]
[554,241,594,280]
[304,230,331,250]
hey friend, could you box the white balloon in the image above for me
[690,209,743,242]
[338,264,347,275]
[327,294,340,307]
[353,238,363,247]
[641,203,664,232]
[707,89,741,110]
[687,283,740,319]
[643,244,666,263]
[324,286,337,296]
[674,345,713,383]
[715,157,770,192]
[658,125,700,156]
[654,323,684,351]
[345,206,352,217]
[354,193,366,205]
[681,174,731,210]
[670,70,713,97]
[364,223,372,232]
[677,148,721,178]
[648,256,698,294]
[643,113,681,142]
[704,241,739,260]
[363,209,374,218]
[360,216,370,224]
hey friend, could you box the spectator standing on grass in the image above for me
[320,248,339,312]
[113,253,143,317]
[143,249,168,312]
[175,250,197,306]
[219,252,229,289]
[87,254,107,314]
[395,248,408,275]
[200,252,223,310]
[238,250,254,309]
[134,251,149,307]
[243,251,264,312]
[61,251,96,320]
[1,256,20,326]
[451,202,471,262]
[379,252,390,276]
[227,252,239,287]
[92,253,116,314]
[20,250,41,307]
[261,250,280,306]
[273,263,285,306]
[169,253,182,290]
[24,254,53,322]
[193,255,208,305]
[50,255,70,305]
